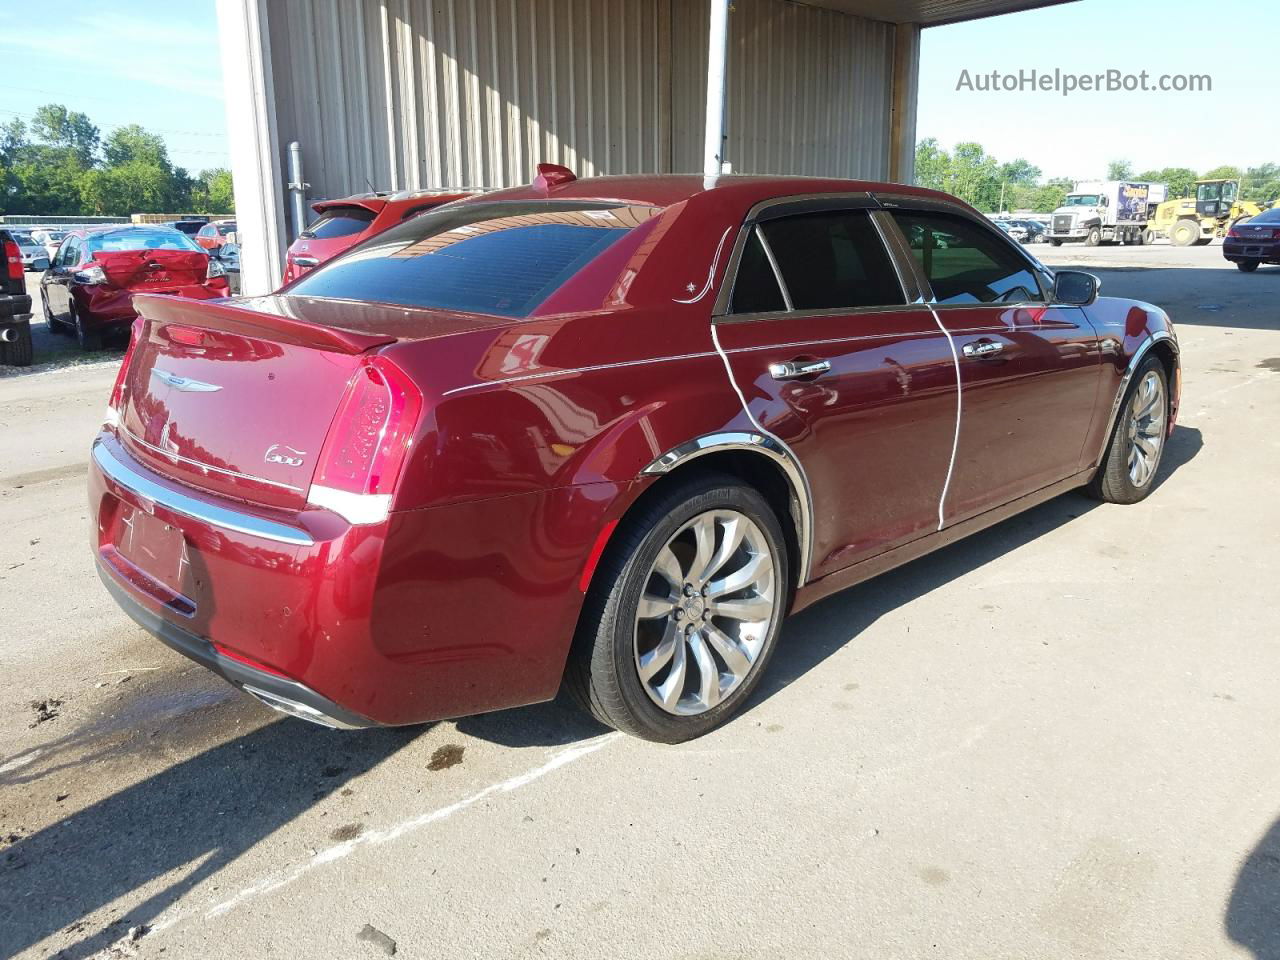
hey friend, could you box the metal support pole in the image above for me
[287,141,309,241]
[702,0,730,179]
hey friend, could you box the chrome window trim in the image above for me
[754,225,794,311]
[719,302,937,326]
[93,440,315,547]
[641,430,813,588]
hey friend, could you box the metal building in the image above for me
[217,0,1071,294]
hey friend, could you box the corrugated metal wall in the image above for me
[265,0,898,203]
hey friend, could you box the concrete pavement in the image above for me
[2,243,1278,959]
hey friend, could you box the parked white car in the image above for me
[30,229,67,262]
[7,232,50,272]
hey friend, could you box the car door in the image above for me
[713,201,960,578]
[884,204,1103,525]
[43,236,78,321]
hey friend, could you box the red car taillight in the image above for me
[105,318,144,428]
[4,240,22,281]
[307,356,423,525]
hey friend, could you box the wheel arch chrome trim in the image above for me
[93,440,315,547]
[1094,331,1179,466]
[641,431,814,588]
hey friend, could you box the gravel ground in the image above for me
[1,242,1278,960]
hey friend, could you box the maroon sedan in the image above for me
[281,189,471,285]
[89,168,1180,741]
[43,225,230,350]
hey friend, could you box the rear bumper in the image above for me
[0,293,32,323]
[97,567,375,728]
[76,281,230,331]
[1223,241,1280,263]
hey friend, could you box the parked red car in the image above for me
[89,168,1180,741]
[281,190,471,284]
[42,225,230,350]
[194,220,236,252]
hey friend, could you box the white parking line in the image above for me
[151,733,620,933]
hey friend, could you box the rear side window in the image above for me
[288,203,661,318]
[730,209,905,314]
[304,207,376,239]
[891,210,1044,305]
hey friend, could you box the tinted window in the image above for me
[1250,208,1280,223]
[288,202,660,318]
[217,222,236,235]
[730,229,787,314]
[757,210,905,311]
[891,211,1044,305]
[304,207,376,239]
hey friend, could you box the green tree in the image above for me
[949,142,1002,212]
[30,104,99,167]
[103,124,171,169]
[913,138,951,192]
[1138,167,1197,199]
[1106,159,1134,180]
[1201,164,1243,182]
[999,158,1041,186]
[191,168,235,213]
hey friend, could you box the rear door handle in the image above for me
[768,359,832,380]
[292,256,319,268]
[961,339,1004,359]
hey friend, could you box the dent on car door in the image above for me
[887,208,1103,524]
[714,206,959,579]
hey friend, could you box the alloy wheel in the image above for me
[633,509,776,716]
[1125,370,1166,488]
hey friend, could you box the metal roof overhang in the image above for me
[797,0,1078,28]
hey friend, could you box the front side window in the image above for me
[729,209,904,314]
[288,202,661,318]
[891,210,1044,305]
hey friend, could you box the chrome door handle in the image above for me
[961,339,1004,359]
[768,359,832,381]
[292,256,319,268]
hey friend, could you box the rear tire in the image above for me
[1087,355,1169,504]
[565,474,789,743]
[0,320,34,367]
[1171,219,1201,247]
[1237,260,1261,272]
[1143,229,1156,245]
[71,302,102,352]
[1050,239,1063,247]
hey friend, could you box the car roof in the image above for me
[473,173,976,216]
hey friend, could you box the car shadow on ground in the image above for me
[0,428,1202,958]
[1227,815,1280,959]
[1074,265,1280,332]
[753,424,1204,706]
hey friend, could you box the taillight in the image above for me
[105,318,144,428]
[207,257,227,280]
[4,240,21,281]
[75,263,108,285]
[307,357,423,525]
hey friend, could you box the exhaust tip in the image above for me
[0,327,17,343]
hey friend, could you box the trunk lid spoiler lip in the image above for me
[133,293,397,355]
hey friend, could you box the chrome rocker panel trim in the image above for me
[641,431,814,588]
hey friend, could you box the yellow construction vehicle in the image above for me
[1146,179,1268,246]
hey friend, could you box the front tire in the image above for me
[1171,219,1201,247]
[1087,356,1169,504]
[1085,227,1102,247]
[566,474,789,743]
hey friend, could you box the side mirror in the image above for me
[1053,270,1100,306]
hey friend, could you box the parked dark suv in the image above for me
[1,229,34,366]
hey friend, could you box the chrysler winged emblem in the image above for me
[151,369,222,393]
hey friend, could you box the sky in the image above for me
[0,1,228,173]
[918,0,1280,182]
[1,0,1276,187]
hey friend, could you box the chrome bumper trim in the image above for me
[93,440,315,546]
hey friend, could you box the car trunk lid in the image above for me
[96,249,209,289]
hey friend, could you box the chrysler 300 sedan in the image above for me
[89,168,1179,742]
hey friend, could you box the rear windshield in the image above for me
[287,202,661,318]
[304,207,376,239]
[217,222,237,235]
[1250,208,1280,223]
[87,230,202,254]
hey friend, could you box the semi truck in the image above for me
[1049,181,1166,246]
